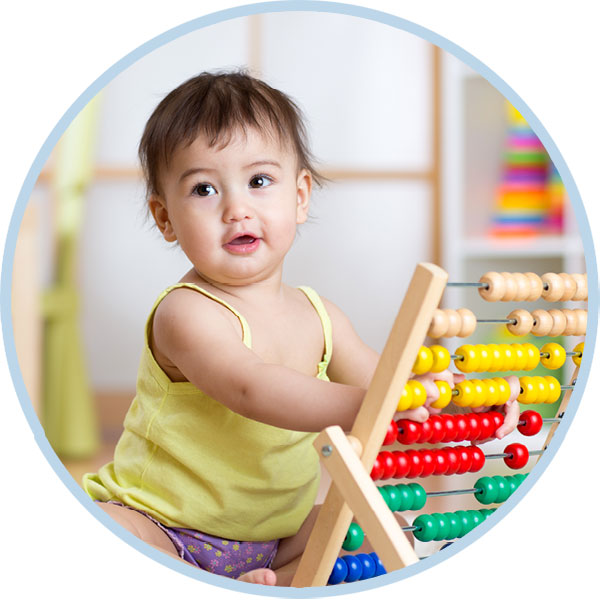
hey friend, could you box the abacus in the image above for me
[290,265,586,587]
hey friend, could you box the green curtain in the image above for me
[42,97,101,459]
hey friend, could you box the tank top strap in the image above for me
[146,283,252,348]
[297,286,332,378]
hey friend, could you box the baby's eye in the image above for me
[249,174,273,189]
[192,183,217,197]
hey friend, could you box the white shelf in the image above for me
[460,235,584,259]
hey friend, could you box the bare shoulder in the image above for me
[319,296,379,387]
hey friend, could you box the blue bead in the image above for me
[369,551,387,576]
[328,557,348,585]
[342,554,363,583]
[356,553,376,580]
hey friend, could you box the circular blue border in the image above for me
[1,1,597,597]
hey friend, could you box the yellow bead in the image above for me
[483,378,500,406]
[397,384,413,411]
[430,345,451,372]
[454,345,479,373]
[454,380,475,407]
[535,376,550,403]
[469,379,487,408]
[431,380,453,409]
[499,344,515,371]
[488,344,504,371]
[413,346,434,375]
[476,344,493,373]
[573,342,584,366]
[519,376,537,404]
[523,343,541,370]
[493,377,511,404]
[511,344,528,371]
[540,343,566,370]
[407,380,427,409]
[544,376,562,403]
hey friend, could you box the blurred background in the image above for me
[11,12,586,531]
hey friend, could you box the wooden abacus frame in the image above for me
[291,263,583,587]
[291,262,448,586]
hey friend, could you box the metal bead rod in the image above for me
[485,449,544,460]
[426,488,479,498]
[447,281,550,291]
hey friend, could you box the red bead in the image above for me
[455,446,473,474]
[396,420,421,445]
[443,448,460,475]
[454,415,469,442]
[466,414,481,441]
[518,410,543,437]
[428,416,446,444]
[489,411,504,431]
[504,443,529,470]
[405,449,424,478]
[393,451,410,479]
[380,451,397,479]
[477,414,496,441]
[417,419,433,443]
[370,455,384,480]
[440,415,457,443]
[383,420,398,446]
[468,446,486,472]
[420,449,436,477]
[433,449,449,475]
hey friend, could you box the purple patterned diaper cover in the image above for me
[102,502,279,578]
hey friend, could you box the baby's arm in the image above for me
[152,289,364,433]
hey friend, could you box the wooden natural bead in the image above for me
[445,310,462,337]
[507,309,534,336]
[541,273,565,302]
[531,309,553,336]
[457,308,477,337]
[524,272,543,301]
[429,309,449,338]
[574,309,587,336]
[558,273,576,301]
[479,272,506,302]
[512,273,530,302]
[500,272,518,301]
[562,309,577,336]
[548,308,567,336]
[572,273,588,301]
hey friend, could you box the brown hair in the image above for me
[138,69,324,199]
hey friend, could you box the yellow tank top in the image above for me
[83,284,332,541]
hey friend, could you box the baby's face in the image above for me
[151,127,311,287]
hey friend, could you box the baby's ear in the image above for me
[149,195,176,242]
[296,169,312,225]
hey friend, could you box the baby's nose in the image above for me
[222,194,254,222]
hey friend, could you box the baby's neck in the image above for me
[183,268,288,306]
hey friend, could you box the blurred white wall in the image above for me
[38,13,436,390]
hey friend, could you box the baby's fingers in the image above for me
[495,399,520,440]
[395,406,429,423]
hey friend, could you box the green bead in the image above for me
[480,508,495,519]
[395,485,414,511]
[474,476,498,505]
[342,522,365,551]
[408,483,427,510]
[514,473,528,485]
[413,514,438,542]
[471,511,484,530]
[506,476,517,495]
[444,512,462,540]
[455,510,475,537]
[432,513,451,541]
[493,476,511,503]
[384,485,402,512]
[378,486,391,508]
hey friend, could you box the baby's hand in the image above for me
[472,375,521,442]
[394,370,464,422]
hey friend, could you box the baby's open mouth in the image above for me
[229,235,257,245]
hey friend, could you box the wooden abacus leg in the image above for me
[291,263,448,587]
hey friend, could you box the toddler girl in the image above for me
[83,71,520,586]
